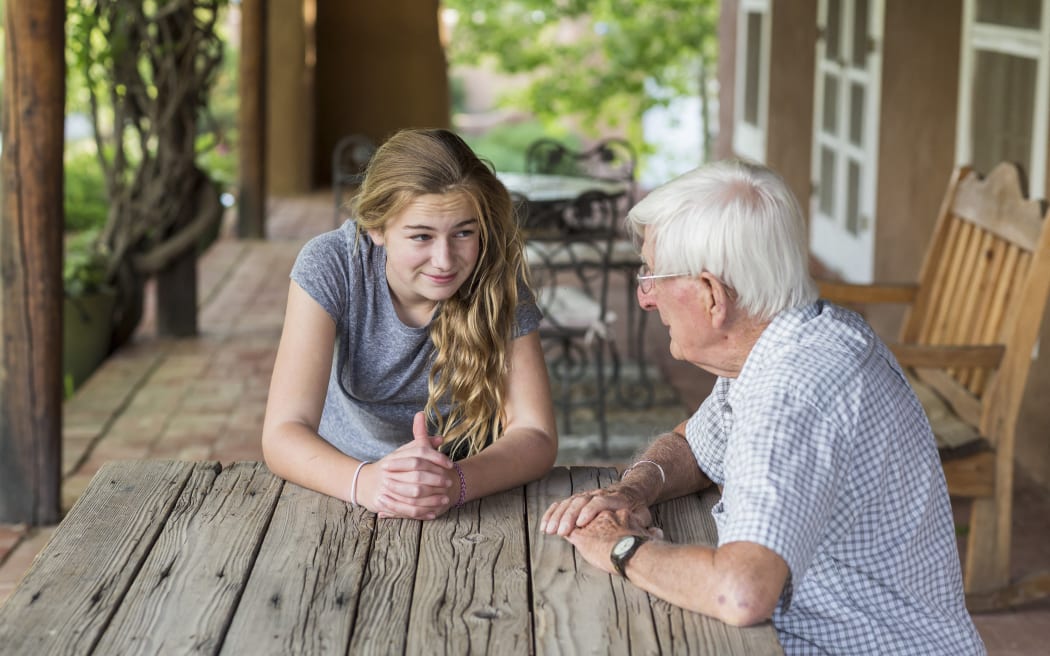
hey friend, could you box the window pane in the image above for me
[971,50,1035,176]
[744,12,763,126]
[826,0,842,61]
[823,74,839,134]
[849,83,865,146]
[846,160,861,235]
[976,0,1041,29]
[852,0,869,68]
[820,147,836,216]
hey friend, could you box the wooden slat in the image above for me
[925,219,973,345]
[969,244,1018,394]
[219,482,375,654]
[954,229,995,386]
[93,462,283,654]
[0,460,200,654]
[907,197,961,342]
[347,514,422,653]
[406,487,532,654]
[890,344,1004,370]
[944,223,985,351]
[650,491,783,655]
[966,240,1011,395]
[527,466,663,654]
[951,164,1045,251]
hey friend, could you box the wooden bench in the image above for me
[0,460,782,654]
[820,162,1050,610]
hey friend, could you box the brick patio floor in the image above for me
[1,192,1048,653]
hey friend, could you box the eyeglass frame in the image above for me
[636,264,693,293]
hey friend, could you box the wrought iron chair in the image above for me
[524,137,637,190]
[524,189,622,455]
[525,137,652,406]
[332,133,376,226]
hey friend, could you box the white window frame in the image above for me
[956,0,1050,197]
[732,0,772,162]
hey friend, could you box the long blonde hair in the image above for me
[351,128,526,456]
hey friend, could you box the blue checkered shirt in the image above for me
[686,301,985,655]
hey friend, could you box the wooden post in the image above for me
[238,0,268,239]
[0,0,66,525]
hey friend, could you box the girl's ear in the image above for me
[368,228,385,246]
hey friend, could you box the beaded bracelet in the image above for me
[452,462,467,508]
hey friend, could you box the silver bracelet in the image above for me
[622,459,666,485]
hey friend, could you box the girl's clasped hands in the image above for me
[356,412,459,520]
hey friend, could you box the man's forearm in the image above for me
[618,425,712,507]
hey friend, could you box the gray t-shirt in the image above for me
[290,221,541,461]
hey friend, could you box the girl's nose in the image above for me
[431,238,452,269]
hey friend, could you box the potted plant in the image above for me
[62,229,117,393]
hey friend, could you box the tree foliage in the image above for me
[65,0,228,343]
[443,0,719,145]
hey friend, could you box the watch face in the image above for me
[613,535,637,557]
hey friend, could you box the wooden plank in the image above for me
[526,466,663,654]
[93,462,282,654]
[219,482,375,654]
[650,490,783,655]
[407,487,532,654]
[0,460,200,655]
[347,515,422,653]
[816,282,917,305]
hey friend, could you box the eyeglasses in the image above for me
[636,264,693,293]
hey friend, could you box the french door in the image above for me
[810,0,884,282]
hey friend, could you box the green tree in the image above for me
[66,0,228,343]
[444,0,718,156]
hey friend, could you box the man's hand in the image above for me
[542,485,654,537]
[564,509,664,576]
[359,412,455,520]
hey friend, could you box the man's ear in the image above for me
[368,228,385,246]
[699,272,729,328]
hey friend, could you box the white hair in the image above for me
[626,159,817,321]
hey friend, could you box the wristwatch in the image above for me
[610,534,648,579]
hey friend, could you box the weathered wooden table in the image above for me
[0,461,782,654]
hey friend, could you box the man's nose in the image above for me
[637,284,656,311]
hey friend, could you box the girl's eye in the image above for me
[410,234,432,242]
[454,229,475,238]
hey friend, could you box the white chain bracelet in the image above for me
[622,459,666,485]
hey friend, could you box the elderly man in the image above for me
[542,160,984,654]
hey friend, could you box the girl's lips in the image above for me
[425,273,457,285]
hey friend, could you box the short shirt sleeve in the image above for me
[289,228,351,327]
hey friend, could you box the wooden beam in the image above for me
[0,0,66,525]
[238,0,268,239]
